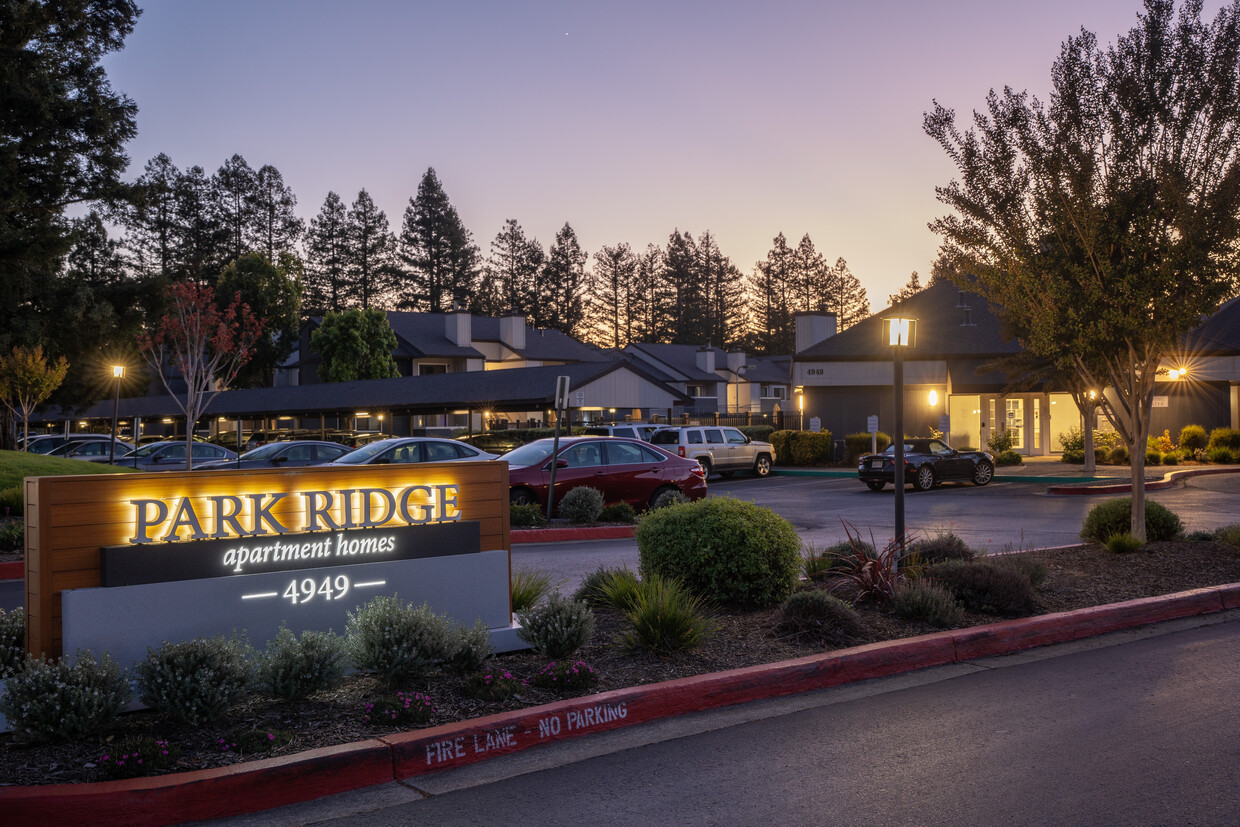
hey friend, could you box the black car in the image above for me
[114,440,238,471]
[196,440,353,470]
[858,438,995,491]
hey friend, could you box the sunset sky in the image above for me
[101,0,1221,306]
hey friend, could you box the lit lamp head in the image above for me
[112,365,124,379]
[883,317,917,348]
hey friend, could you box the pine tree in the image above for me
[589,243,637,348]
[397,168,480,312]
[214,154,256,264]
[750,233,796,353]
[630,243,673,343]
[665,230,708,345]
[346,190,396,310]
[173,165,229,285]
[540,223,589,337]
[67,212,126,286]
[121,153,180,281]
[790,234,828,315]
[303,192,351,314]
[888,271,922,306]
[483,219,543,318]
[822,257,870,330]
[249,164,303,263]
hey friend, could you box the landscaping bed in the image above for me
[2,538,1239,788]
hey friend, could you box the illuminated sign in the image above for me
[128,483,461,544]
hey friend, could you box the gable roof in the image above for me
[796,280,1021,361]
[381,311,607,362]
[1184,295,1240,355]
[623,344,726,382]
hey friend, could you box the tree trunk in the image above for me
[1083,405,1096,474]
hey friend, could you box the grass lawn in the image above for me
[0,448,135,491]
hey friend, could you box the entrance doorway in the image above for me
[1004,399,1025,450]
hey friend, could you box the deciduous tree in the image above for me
[216,253,301,388]
[925,0,1240,539]
[310,309,399,382]
[0,346,69,449]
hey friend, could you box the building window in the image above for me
[419,364,447,376]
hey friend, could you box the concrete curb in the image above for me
[1046,465,1240,495]
[4,582,1239,825]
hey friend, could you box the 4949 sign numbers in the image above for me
[283,574,350,604]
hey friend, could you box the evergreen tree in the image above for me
[823,257,870,330]
[790,234,828,315]
[249,164,303,263]
[589,242,637,348]
[630,243,674,343]
[750,233,796,353]
[540,223,589,336]
[303,191,351,314]
[121,153,180,281]
[214,154,256,264]
[664,230,707,344]
[345,190,396,309]
[483,219,543,317]
[67,212,126,286]
[173,165,229,285]
[697,231,746,349]
[888,271,922,306]
[396,168,479,312]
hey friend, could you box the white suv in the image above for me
[649,426,775,478]
[582,423,667,442]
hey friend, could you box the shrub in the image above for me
[1080,497,1183,543]
[1060,449,1085,464]
[1146,450,1162,466]
[989,554,1049,589]
[776,591,865,646]
[1058,425,1084,454]
[345,597,454,687]
[845,432,890,463]
[0,650,131,743]
[0,606,24,678]
[650,488,688,509]
[0,519,22,552]
[255,626,348,702]
[464,670,524,702]
[910,532,975,565]
[768,429,794,464]
[98,736,181,780]
[824,534,906,604]
[1182,529,1217,541]
[1207,446,1236,464]
[447,618,494,675]
[621,574,714,654]
[558,486,605,523]
[892,581,964,628]
[1162,451,1180,466]
[363,691,435,726]
[1208,427,1240,451]
[529,660,596,692]
[511,566,556,613]
[926,560,1036,617]
[136,636,252,726]
[995,450,1022,466]
[0,486,22,517]
[1105,533,1143,553]
[516,593,595,658]
[1155,429,1176,453]
[786,430,833,466]
[1179,424,1208,452]
[1213,524,1240,551]
[802,545,837,581]
[1094,446,1110,464]
[738,425,776,442]
[637,496,801,607]
[986,428,1016,454]
[572,565,642,612]
[598,502,637,524]
[510,503,548,528]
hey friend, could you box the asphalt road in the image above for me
[513,472,1240,593]
[206,614,1240,827]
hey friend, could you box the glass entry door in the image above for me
[1004,399,1025,450]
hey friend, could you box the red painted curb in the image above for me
[511,525,635,543]
[0,560,23,580]
[3,583,1238,825]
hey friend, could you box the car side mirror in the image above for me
[270,455,287,464]
[555,459,569,468]
[951,449,959,456]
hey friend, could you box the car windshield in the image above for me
[239,443,285,460]
[330,439,396,464]
[502,441,556,468]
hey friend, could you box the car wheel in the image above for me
[697,457,712,477]
[865,480,885,491]
[509,487,537,507]
[972,460,994,486]
[913,465,935,491]
[650,485,682,509]
[752,454,772,477]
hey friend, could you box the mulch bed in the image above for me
[2,539,1239,787]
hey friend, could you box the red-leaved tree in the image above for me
[138,282,263,469]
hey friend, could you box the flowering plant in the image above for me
[530,660,597,692]
[98,737,180,780]
[363,691,435,727]
[464,670,525,702]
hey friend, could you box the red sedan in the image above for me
[503,436,707,511]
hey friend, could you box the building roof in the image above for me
[379,311,608,362]
[1184,295,1240,355]
[796,280,1021,361]
[623,344,728,382]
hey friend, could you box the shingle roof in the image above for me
[380,311,608,362]
[1184,296,1240,355]
[796,280,1021,361]
[624,344,727,382]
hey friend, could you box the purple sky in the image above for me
[101,1,1217,306]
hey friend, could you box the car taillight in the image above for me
[691,465,706,479]
[678,446,685,457]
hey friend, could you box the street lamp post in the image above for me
[883,318,916,558]
[109,365,124,465]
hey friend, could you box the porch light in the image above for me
[928,390,938,406]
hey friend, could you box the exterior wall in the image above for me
[802,384,945,439]
[1149,380,1230,435]
[796,359,949,387]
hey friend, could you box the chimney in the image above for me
[500,311,527,350]
[446,305,471,347]
[696,346,716,374]
[727,350,746,374]
[795,311,838,353]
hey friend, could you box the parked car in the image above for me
[113,440,238,471]
[328,437,498,465]
[22,433,116,454]
[582,423,668,442]
[857,438,995,491]
[648,426,776,478]
[455,432,526,454]
[504,436,707,511]
[46,438,135,462]
[197,440,353,470]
